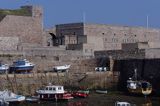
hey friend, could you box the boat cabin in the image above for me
[37,85,65,94]
[115,102,131,106]
[36,85,73,101]
[127,80,137,89]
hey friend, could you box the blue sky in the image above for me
[0,0,160,28]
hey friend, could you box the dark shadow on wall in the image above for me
[113,59,160,95]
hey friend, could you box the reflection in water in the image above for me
[19,93,160,106]
[142,98,152,106]
[67,100,87,106]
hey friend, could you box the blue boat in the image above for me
[9,59,34,73]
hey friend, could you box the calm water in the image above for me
[17,93,160,106]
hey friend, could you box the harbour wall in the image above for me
[113,59,160,94]
[0,71,118,96]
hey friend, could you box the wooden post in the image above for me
[13,72,18,93]
[109,56,114,71]
[56,71,60,84]
[6,71,14,92]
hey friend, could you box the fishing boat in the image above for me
[0,63,9,74]
[0,90,25,104]
[36,84,73,101]
[95,89,108,94]
[9,59,34,73]
[53,65,71,72]
[127,69,152,96]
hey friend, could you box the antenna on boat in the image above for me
[134,68,137,80]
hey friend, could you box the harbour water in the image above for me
[19,93,160,106]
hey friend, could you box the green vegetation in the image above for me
[0,8,32,16]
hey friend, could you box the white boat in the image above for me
[95,67,108,72]
[36,84,73,101]
[0,64,9,74]
[53,65,71,72]
[127,69,152,96]
[0,98,9,106]
[115,101,131,106]
[95,90,107,94]
[25,96,39,103]
[0,90,25,104]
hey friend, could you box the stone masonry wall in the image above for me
[84,24,160,51]
[0,48,96,74]
[0,15,43,46]
[0,6,43,50]
[0,37,19,50]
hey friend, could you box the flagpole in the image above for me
[147,15,149,29]
[83,12,86,24]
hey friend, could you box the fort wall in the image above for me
[0,6,43,50]
[84,24,160,51]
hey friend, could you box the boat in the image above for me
[9,59,35,73]
[25,96,39,103]
[95,89,107,94]
[0,63,9,74]
[36,84,73,101]
[77,90,89,94]
[71,92,88,98]
[53,65,71,72]
[0,98,9,106]
[115,101,131,106]
[95,67,108,72]
[0,90,25,104]
[71,90,89,98]
[127,69,152,96]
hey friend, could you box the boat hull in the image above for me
[96,90,108,94]
[9,66,34,73]
[38,93,73,101]
[0,70,7,74]
[77,90,89,94]
[71,92,88,98]
[127,87,152,96]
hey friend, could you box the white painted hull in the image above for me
[0,90,25,103]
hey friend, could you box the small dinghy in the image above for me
[25,96,39,103]
[95,90,107,94]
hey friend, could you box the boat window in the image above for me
[45,87,49,90]
[52,88,56,91]
[49,87,52,90]
[58,87,61,90]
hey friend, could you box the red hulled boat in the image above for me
[71,90,89,98]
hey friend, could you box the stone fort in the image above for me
[1,5,160,92]
[1,5,160,71]
[1,5,160,54]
